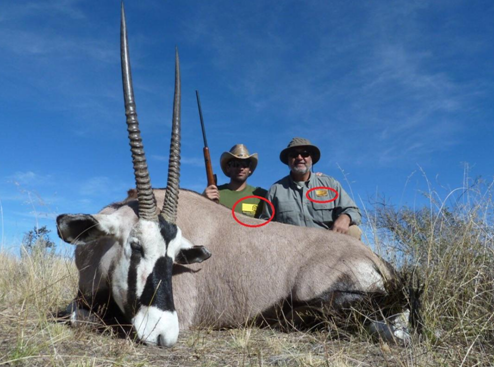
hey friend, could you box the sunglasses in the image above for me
[288,150,311,159]
[228,160,251,168]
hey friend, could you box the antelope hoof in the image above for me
[66,301,98,327]
[367,310,411,346]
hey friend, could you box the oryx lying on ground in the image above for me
[56,4,413,347]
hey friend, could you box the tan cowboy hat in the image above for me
[279,137,321,165]
[220,144,258,177]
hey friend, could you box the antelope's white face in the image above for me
[116,217,180,347]
[57,211,210,347]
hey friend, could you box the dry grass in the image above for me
[1,179,493,366]
[367,176,494,366]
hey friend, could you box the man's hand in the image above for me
[332,214,351,234]
[203,185,220,202]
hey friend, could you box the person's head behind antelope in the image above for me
[202,143,267,218]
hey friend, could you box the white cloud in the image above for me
[10,171,37,184]
[8,171,53,186]
[151,155,204,167]
[79,176,113,196]
[1,0,85,23]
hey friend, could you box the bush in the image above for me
[368,180,494,361]
[21,225,55,257]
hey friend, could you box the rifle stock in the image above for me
[203,146,217,187]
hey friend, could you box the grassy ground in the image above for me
[1,183,493,366]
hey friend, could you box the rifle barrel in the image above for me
[195,90,208,147]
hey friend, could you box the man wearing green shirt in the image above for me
[261,137,362,239]
[203,144,267,218]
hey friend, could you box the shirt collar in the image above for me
[288,172,313,188]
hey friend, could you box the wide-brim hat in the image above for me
[280,137,321,165]
[220,144,258,177]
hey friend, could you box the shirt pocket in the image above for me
[276,200,300,225]
[311,202,334,223]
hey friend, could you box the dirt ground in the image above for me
[0,305,439,367]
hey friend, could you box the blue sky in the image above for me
[1,0,493,252]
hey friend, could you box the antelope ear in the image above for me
[175,246,212,264]
[57,214,117,245]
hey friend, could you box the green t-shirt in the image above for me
[218,184,268,218]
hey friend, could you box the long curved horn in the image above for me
[160,49,181,224]
[121,3,158,222]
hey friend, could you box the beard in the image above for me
[291,162,312,175]
[231,175,248,184]
[230,171,250,184]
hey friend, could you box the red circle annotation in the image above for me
[231,196,275,228]
[305,186,338,204]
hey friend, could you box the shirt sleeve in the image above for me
[333,179,362,225]
[259,186,275,220]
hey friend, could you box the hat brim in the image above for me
[280,145,320,165]
[220,152,258,177]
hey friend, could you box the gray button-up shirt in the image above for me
[261,173,361,229]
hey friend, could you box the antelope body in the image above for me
[56,4,409,347]
[60,188,398,324]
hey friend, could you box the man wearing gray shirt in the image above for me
[262,137,362,240]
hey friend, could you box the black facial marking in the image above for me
[158,217,178,246]
[130,239,144,257]
[123,217,177,318]
[125,248,142,318]
[140,256,175,312]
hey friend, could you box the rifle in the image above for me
[195,90,217,189]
